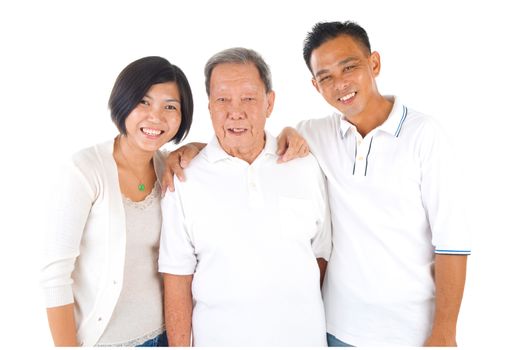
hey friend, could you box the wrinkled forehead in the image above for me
[210,63,266,94]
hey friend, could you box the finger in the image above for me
[281,143,298,163]
[277,144,292,163]
[160,169,174,197]
[179,148,192,168]
[301,143,310,156]
[276,137,287,156]
[174,166,185,182]
[164,152,183,182]
[170,157,186,182]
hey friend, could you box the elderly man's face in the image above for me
[208,63,275,162]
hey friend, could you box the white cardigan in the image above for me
[40,139,166,346]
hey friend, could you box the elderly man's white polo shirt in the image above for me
[297,96,471,346]
[159,132,331,346]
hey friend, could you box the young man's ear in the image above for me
[312,77,321,93]
[369,51,381,77]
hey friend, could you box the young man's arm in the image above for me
[163,273,193,347]
[276,127,310,163]
[425,254,467,346]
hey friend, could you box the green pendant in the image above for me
[138,183,145,191]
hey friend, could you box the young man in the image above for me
[299,21,471,346]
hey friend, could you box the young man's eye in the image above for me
[139,99,149,105]
[165,105,177,110]
[319,76,330,83]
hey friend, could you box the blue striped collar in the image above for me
[339,96,408,138]
[379,96,408,137]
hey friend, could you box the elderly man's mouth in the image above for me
[227,128,248,135]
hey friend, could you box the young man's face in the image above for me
[310,34,381,119]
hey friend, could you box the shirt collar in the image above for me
[338,96,408,138]
[339,116,356,139]
[378,96,408,137]
[203,130,277,163]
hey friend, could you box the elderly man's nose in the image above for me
[228,102,245,119]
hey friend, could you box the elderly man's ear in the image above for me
[266,90,276,118]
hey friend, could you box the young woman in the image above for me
[40,56,193,346]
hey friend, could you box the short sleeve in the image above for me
[159,178,197,275]
[310,162,332,260]
[420,119,471,255]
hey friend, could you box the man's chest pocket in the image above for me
[277,196,318,241]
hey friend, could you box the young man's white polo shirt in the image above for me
[159,132,331,346]
[297,96,471,346]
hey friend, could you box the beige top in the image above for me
[96,184,164,346]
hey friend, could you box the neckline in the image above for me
[122,182,160,208]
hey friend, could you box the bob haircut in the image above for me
[108,56,193,144]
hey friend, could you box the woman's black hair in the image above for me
[108,56,193,143]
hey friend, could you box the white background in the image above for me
[1,0,526,347]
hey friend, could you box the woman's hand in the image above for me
[161,142,206,195]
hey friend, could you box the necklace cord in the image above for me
[118,136,147,192]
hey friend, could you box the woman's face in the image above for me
[124,81,182,153]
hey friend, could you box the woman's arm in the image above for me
[161,142,206,193]
[41,159,96,346]
[46,304,78,346]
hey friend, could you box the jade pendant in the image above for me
[138,183,145,191]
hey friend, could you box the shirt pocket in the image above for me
[277,196,317,241]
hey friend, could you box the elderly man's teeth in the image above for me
[231,128,246,132]
[142,128,162,136]
[339,92,356,102]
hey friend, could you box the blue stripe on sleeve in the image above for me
[435,249,471,254]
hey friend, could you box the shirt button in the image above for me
[98,317,102,321]
[113,280,117,285]
[357,156,364,161]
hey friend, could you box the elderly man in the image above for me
[158,48,331,347]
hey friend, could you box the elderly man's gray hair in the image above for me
[204,47,273,96]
